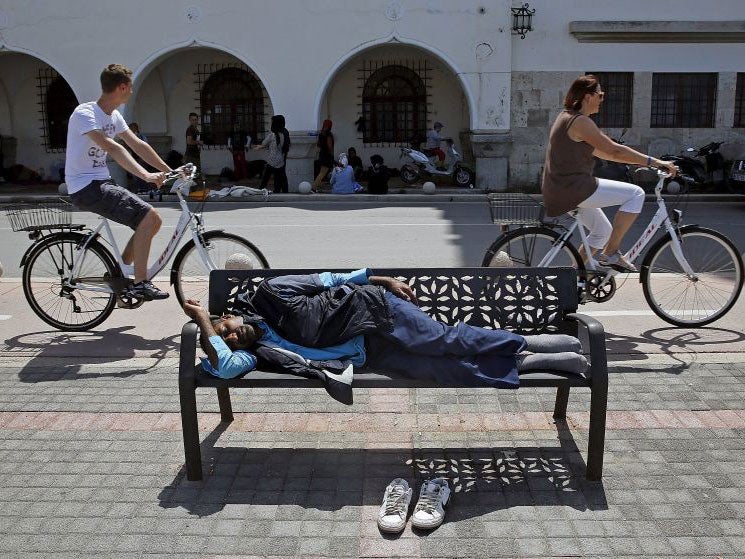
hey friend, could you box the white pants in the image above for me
[576,179,645,250]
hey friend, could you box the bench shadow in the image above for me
[157,421,607,520]
[3,326,179,382]
[604,326,745,374]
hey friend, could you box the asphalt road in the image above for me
[1,199,744,359]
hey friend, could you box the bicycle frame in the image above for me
[67,168,215,294]
[538,171,695,278]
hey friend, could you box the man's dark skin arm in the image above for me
[183,299,219,369]
[369,275,418,305]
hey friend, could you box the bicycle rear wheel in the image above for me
[482,226,584,270]
[172,231,269,306]
[22,235,118,331]
[642,226,744,326]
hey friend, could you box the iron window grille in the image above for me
[359,60,431,146]
[36,68,78,152]
[195,64,268,149]
[735,73,745,128]
[586,72,633,128]
[651,73,718,128]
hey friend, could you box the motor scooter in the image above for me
[399,139,475,187]
[660,141,727,191]
[593,128,634,183]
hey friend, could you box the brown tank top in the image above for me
[541,110,598,217]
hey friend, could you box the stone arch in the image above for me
[314,34,475,130]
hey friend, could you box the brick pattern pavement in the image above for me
[1,359,744,558]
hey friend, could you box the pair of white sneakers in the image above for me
[377,477,450,533]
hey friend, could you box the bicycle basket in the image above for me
[4,200,73,232]
[487,193,543,225]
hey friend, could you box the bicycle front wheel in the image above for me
[643,226,744,326]
[172,231,269,306]
[482,226,584,270]
[22,235,118,331]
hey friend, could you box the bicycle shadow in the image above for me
[4,326,179,382]
[157,420,607,520]
[605,326,745,374]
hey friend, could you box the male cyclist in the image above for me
[65,64,171,300]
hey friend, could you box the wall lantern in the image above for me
[511,3,535,39]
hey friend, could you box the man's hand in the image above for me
[183,299,209,320]
[145,171,167,187]
[370,276,417,304]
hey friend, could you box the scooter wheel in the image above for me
[400,165,419,184]
[454,167,474,188]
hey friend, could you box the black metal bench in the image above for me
[178,267,608,481]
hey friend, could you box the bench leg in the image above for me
[553,386,570,420]
[217,387,234,423]
[586,382,608,481]
[179,387,203,481]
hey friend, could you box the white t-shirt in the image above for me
[64,101,129,194]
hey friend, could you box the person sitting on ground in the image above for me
[330,153,363,194]
[347,147,364,180]
[367,154,389,195]
[426,122,447,170]
[182,269,587,404]
[65,64,171,301]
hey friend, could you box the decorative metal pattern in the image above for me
[587,72,633,129]
[214,268,574,335]
[511,3,535,39]
[358,59,431,147]
[36,68,77,153]
[651,73,717,128]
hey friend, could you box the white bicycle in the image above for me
[483,170,744,327]
[6,164,269,331]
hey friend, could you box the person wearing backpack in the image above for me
[254,115,290,193]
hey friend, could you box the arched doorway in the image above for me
[129,47,274,176]
[0,52,78,181]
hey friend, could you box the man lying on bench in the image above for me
[182,269,587,404]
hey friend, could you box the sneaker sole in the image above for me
[377,520,407,533]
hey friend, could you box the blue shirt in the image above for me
[201,268,371,378]
[330,166,362,194]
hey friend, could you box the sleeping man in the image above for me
[182,269,587,403]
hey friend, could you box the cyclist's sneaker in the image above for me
[127,280,169,301]
[411,477,450,530]
[377,478,413,533]
[597,251,637,272]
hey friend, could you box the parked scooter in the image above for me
[399,138,475,187]
[593,128,633,183]
[660,141,728,191]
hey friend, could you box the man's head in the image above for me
[100,64,133,103]
[211,314,262,351]
[189,112,199,126]
[433,121,444,131]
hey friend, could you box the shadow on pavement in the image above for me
[4,326,179,382]
[158,421,607,519]
[605,326,745,372]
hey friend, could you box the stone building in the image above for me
[0,0,743,191]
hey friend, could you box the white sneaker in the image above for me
[377,478,413,533]
[411,478,450,530]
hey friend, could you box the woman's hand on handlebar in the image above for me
[144,171,167,187]
[655,160,678,177]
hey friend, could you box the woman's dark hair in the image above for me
[271,114,290,157]
[564,75,600,111]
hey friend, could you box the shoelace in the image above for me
[382,485,408,515]
[415,485,440,513]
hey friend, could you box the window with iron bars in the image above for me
[359,61,430,146]
[735,73,745,128]
[651,73,717,128]
[586,72,633,128]
[37,69,78,152]
[195,64,267,149]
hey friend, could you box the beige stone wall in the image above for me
[510,72,745,190]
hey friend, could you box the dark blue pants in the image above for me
[365,292,526,388]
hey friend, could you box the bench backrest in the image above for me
[208,267,578,335]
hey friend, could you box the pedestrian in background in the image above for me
[254,115,290,193]
[185,112,202,172]
[312,119,334,190]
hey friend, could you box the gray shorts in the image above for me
[70,180,153,230]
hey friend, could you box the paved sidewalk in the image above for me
[1,342,744,557]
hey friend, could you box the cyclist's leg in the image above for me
[575,207,611,262]
[578,178,644,256]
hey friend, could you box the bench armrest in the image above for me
[565,312,608,387]
[179,320,199,390]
